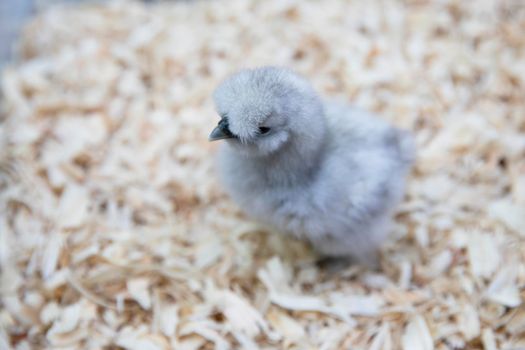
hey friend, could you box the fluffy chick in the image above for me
[210,67,415,267]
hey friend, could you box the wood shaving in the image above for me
[1,0,524,348]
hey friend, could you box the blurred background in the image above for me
[0,0,33,67]
[0,0,167,67]
[0,0,524,349]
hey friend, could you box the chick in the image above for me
[209,67,415,267]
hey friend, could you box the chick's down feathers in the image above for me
[210,67,415,267]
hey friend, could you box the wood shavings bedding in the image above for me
[1,0,524,349]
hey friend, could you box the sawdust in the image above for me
[0,0,524,349]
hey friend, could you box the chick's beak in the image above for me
[209,118,235,141]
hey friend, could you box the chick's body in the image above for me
[211,67,414,266]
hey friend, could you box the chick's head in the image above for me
[210,67,325,157]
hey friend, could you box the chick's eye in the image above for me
[259,127,271,135]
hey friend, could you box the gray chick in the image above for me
[209,67,415,268]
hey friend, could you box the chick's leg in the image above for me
[315,256,354,272]
[312,215,391,271]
